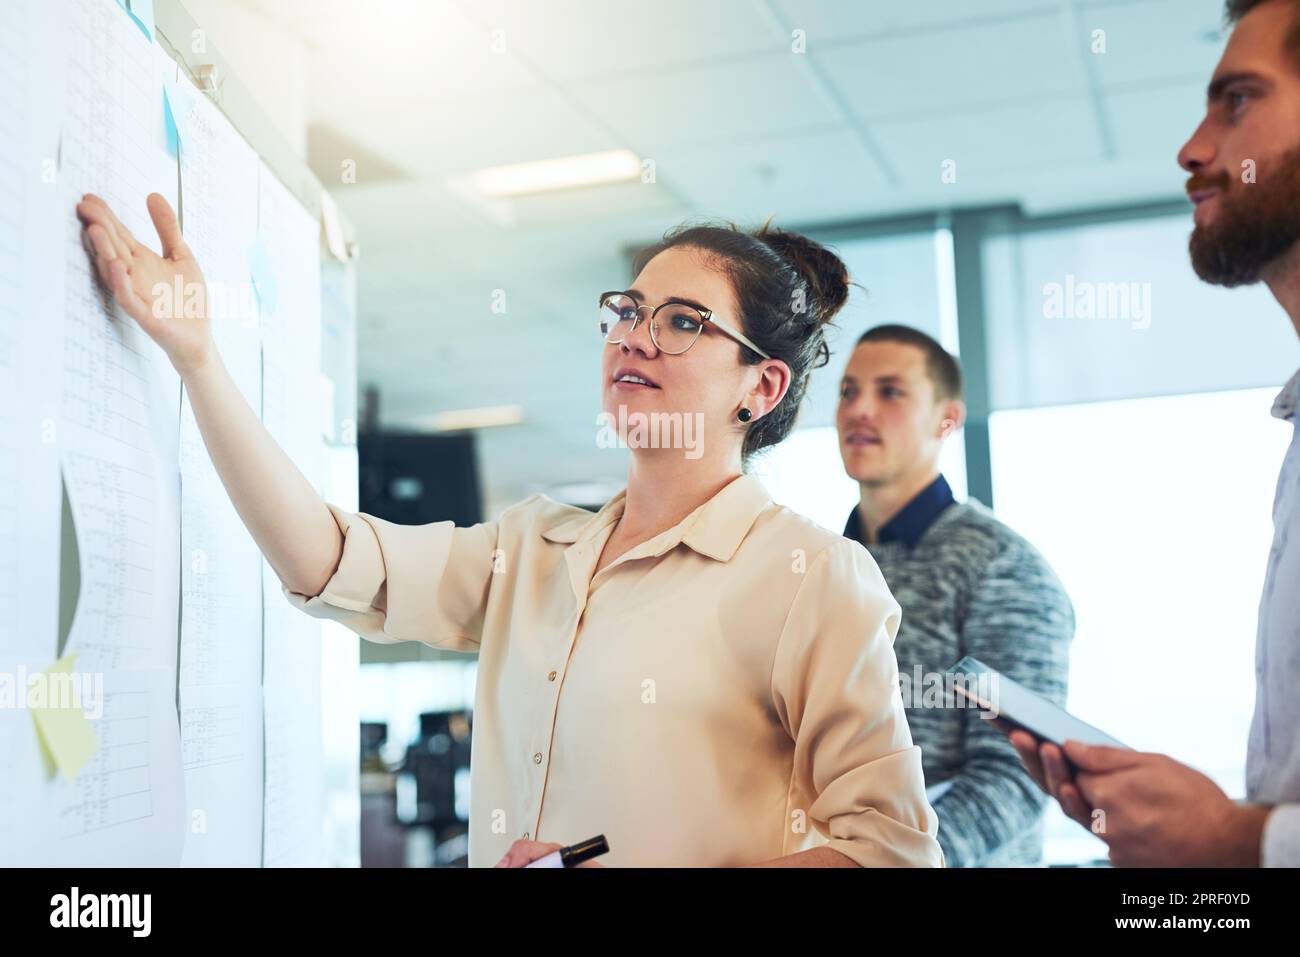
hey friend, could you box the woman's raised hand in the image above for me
[76,192,214,377]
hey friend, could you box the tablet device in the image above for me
[946,655,1129,750]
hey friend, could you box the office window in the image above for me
[360,661,478,765]
[990,387,1291,863]
[981,210,1297,410]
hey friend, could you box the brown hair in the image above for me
[632,220,851,463]
[1227,0,1293,18]
[855,324,964,402]
[1225,0,1300,62]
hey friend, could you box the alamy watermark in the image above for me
[50,887,150,937]
[0,666,103,719]
[1043,274,1152,330]
[151,277,258,327]
[899,666,1000,717]
[596,407,705,459]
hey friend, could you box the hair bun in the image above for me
[754,223,850,327]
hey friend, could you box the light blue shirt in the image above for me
[1247,366,1300,866]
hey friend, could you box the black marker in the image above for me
[524,834,610,868]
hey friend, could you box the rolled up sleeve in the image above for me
[281,502,500,652]
[770,539,944,867]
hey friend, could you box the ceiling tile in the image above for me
[568,52,844,149]
[653,126,893,224]
[338,86,623,179]
[252,0,540,112]
[1078,0,1226,89]
[771,0,1060,37]
[871,96,1104,187]
[816,14,1088,121]
[462,0,788,82]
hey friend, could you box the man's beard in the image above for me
[1189,145,1300,287]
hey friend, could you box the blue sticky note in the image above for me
[163,87,180,158]
[161,71,194,158]
[124,0,154,42]
[249,239,279,317]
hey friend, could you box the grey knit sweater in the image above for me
[862,499,1074,867]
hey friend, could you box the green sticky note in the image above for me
[30,654,99,782]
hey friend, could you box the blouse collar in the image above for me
[540,473,773,563]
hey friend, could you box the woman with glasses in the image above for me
[76,191,943,868]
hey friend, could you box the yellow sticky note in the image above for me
[30,654,99,782]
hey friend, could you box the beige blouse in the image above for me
[283,473,943,867]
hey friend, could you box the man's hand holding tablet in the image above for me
[942,655,1126,831]
[947,657,1271,866]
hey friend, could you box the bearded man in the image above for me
[1001,0,1300,868]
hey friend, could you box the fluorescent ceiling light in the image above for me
[471,149,641,198]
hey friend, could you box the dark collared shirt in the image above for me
[843,474,955,550]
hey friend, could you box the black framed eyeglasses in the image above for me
[597,290,770,358]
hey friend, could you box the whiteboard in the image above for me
[0,0,359,867]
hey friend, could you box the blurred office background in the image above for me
[185,0,1298,865]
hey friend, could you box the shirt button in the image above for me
[547,670,557,681]
[533,752,543,764]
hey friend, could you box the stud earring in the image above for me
[737,407,753,422]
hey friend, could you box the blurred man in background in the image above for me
[837,325,1074,866]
